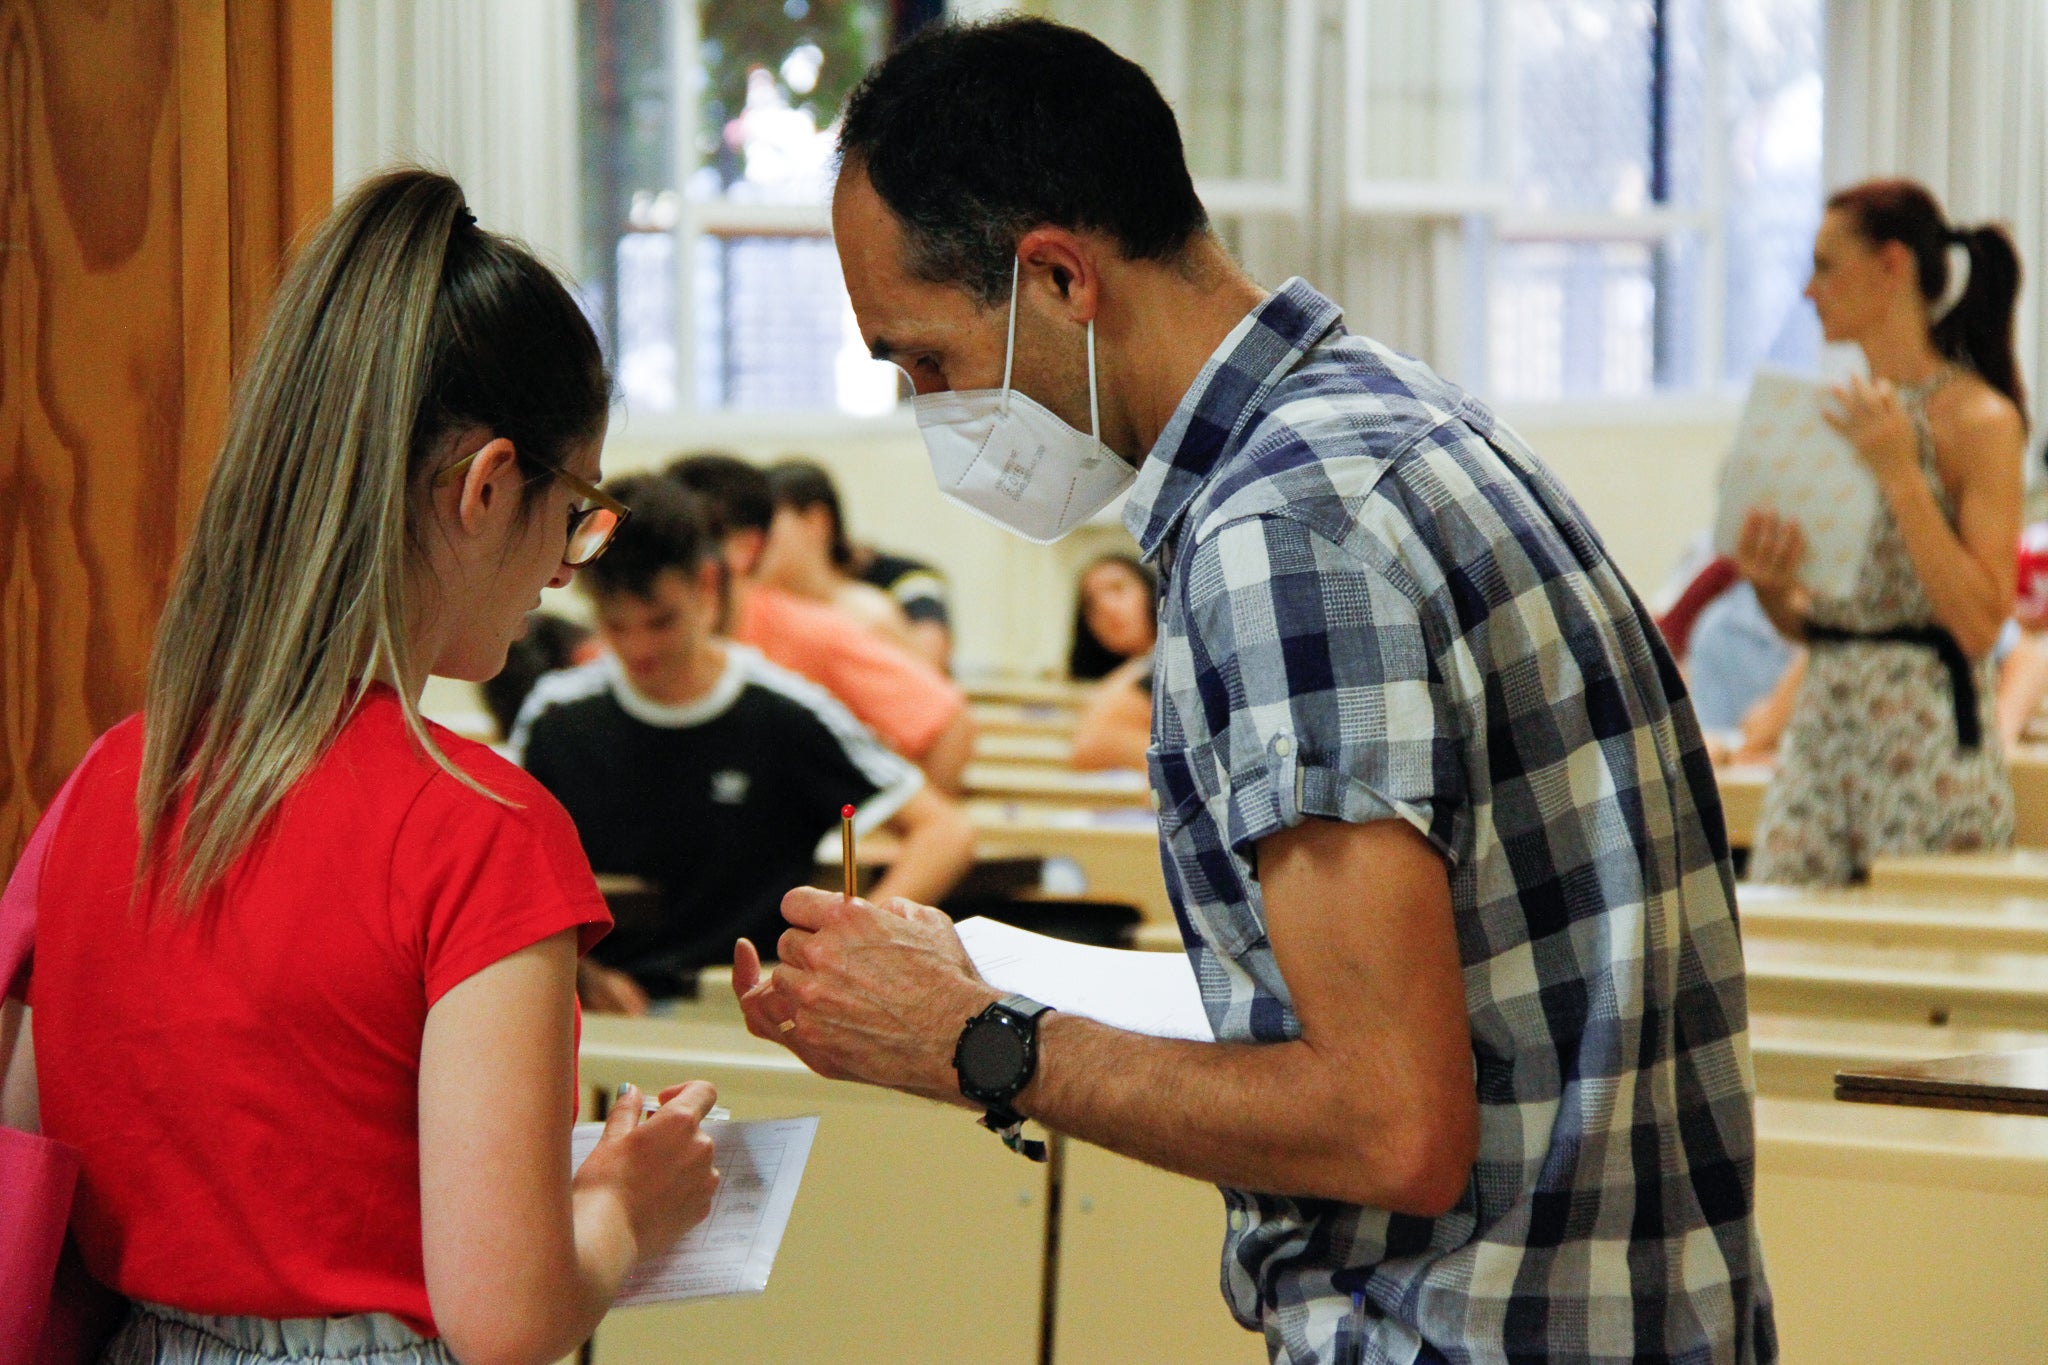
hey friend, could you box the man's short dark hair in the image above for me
[838,17,1209,304]
[666,451,773,536]
[583,473,717,599]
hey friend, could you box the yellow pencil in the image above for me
[841,804,857,899]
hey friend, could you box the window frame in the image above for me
[609,0,1798,431]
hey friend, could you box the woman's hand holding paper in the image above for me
[1825,374,1920,492]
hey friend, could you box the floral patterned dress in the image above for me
[1748,374,2013,885]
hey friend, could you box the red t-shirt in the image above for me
[733,584,965,759]
[25,689,610,1333]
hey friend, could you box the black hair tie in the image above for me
[456,206,477,230]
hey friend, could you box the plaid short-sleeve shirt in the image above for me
[1129,281,1774,1365]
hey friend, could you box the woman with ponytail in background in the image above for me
[1737,179,2029,883]
[1,170,719,1363]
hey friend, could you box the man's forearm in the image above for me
[1017,1012,1468,1216]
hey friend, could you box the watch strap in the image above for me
[981,1110,1049,1163]
[957,996,1055,1161]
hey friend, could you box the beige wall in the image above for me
[584,407,1737,680]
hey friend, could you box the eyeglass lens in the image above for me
[566,507,620,567]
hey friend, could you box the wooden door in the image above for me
[0,0,329,872]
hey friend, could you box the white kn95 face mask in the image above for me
[911,259,1136,545]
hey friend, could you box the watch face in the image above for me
[958,1015,1029,1094]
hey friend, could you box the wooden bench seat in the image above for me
[1868,847,2048,897]
[1743,937,2048,1030]
[973,731,1077,765]
[1738,883,2048,952]
[1749,1010,2048,1099]
[964,762,1154,808]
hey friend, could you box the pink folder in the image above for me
[1,747,122,1365]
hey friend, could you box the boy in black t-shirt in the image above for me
[513,476,975,1010]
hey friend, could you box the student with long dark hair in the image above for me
[1,170,719,1365]
[1066,553,1157,681]
[1737,178,2029,883]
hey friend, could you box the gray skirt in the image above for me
[100,1301,458,1365]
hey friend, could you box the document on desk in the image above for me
[1712,369,1879,600]
[570,1114,818,1305]
[954,916,1214,1042]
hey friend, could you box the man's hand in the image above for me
[577,960,651,1016]
[731,889,997,1102]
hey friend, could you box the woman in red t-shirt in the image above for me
[2,170,719,1364]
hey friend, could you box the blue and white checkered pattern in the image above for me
[1128,281,1774,1365]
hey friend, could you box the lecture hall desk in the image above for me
[577,1014,1261,1365]
[580,915,2048,1361]
[575,1015,1051,1365]
[1836,1046,2048,1117]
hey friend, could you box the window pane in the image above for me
[1510,0,1657,212]
[693,0,887,204]
[580,0,897,415]
[618,226,680,413]
[695,234,895,412]
[579,0,677,390]
[1723,0,1824,383]
[1353,0,1492,181]
[1037,0,1294,184]
[1490,240,1692,400]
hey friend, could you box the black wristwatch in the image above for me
[952,994,1055,1161]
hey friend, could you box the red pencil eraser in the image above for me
[842,805,856,819]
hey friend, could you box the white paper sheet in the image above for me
[570,1114,818,1305]
[955,916,1214,1042]
[1711,369,1880,600]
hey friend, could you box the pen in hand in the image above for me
[841,804,857,900]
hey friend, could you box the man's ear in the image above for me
[1016,227,1097,323]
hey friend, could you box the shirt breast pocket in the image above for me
[1145,744,1263,960]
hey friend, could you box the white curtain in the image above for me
[331,0,583,276]
[1824,0,2048,427]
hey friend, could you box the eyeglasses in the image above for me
[434,447,630,568]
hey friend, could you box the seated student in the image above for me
[669,452,976,793]
[512,475,975,1011]
[1067,553,1158,771]
[850,543,954,674]
[759,459,926,659]
[1067,552,1158,682]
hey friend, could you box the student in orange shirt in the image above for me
[669,453,975,793]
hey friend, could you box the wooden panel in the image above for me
[1757,1097,2048,1365]
[1053,1141,1265,1365]
[580,1017,1047,1365]
[0,0,329,875]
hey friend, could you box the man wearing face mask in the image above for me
[732,17,1774,1365]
